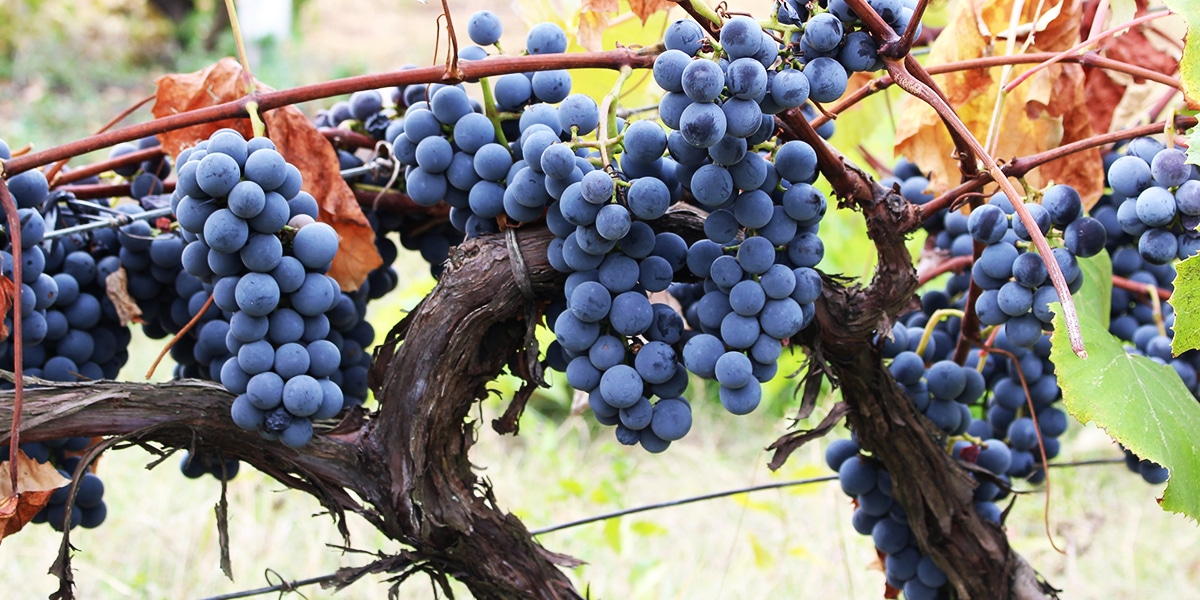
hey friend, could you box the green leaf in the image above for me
[1166,0,1200,110]
[1172,254,1200,354]
[1050,305,1200,521]
[603,517,622,552]
[630,520,667,537]
[1075,250,1113,326]
[1186,125,1200,167]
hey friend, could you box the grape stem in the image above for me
[1112,274,1172,301]
[0,178,22,494]
[4,49,659,177]
[1002,10,1174,95]
[477,76,510,148]
[816,53,1182,131]
[920,115,1199,220]
[915,308,965,358]
[884,56,1089,358]
[916,254,973,287]
[146,293,215,380]
[974,338,1067,554]
[599,66,634,170]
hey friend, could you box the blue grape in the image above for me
[467,10,502,45]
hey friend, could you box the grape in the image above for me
[466,10,502,45]
[652,50,690,93]
[803,57,849,103]
[1109,155,1152,197]
[558,94,600,135]
[531,70,572,104]
[770,68,810,109]
[679,102,727,148]
[664,19,705,55]
[681,59,725,103]
[967,204,1008,244]
[774,141,817,183]
[1139,228,1178,264]
[726,58,768,100]
[525,22,567,54]
[1062,217,1106,258]
[719,16,763,59]
[1011,203,1050,241]
[196,152,240,198]
[803,13,844,52]
[714,351,753,389]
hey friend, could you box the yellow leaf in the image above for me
[893,0,1104,207]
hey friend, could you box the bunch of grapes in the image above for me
[1102,138,1200,264]
[826,438,949,600]
[170,129,346,447]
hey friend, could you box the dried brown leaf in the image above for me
[628,0,672,24]
[0,451,71,544]
[151,58,381,290]
[105,267,144,327]
[894,0,1105,207]
[0,275,14,342]
[151,57,254,158]
[577,9,613,52]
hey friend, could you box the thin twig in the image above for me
[5,49,659,177]
[0,180,21,492]
[146,293,214,380]
[1002,11,1173,94]
[885,57,1087,358]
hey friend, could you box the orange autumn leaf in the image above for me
[0,275,14,342]
[579,0,618,51]
[151,58,382,290]
[894,0,1105,207]
[0,451,71,544]
[628,0,672,24]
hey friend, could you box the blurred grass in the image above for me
[0,1,1198,598]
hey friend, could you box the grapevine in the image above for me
[1,1,1198,599]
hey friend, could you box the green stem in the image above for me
[687,0,724,29]
[915,308,966,359]
[600,65,634,169]
[478,76,509,147]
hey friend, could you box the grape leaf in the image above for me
[151,58,381,290]
[1083,1,1180,134]
[1050,306,1200,521]
[578,0,618,52]
[1170,254,1200,354]
[628,0,671,24]
[1165,0,1200,109]
[0,275,15,342]
[893,0,1104,207]
[1075,249,1113,326]
[1186,124,1200,167]
[0,451,71,544]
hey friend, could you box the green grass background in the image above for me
[0,0,1197,597]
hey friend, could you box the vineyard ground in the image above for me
[0,0,1196,598]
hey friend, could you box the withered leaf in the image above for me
[893,0,1105,207]
[0,275,14,342]
[628,0,672,24]
[0,451,71,544]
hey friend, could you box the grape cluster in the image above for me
[1,439,108,531]
[963,186,1103,348]
[0,157,134,386]
[826,438,948,600]
[1101,137,1200,264]
[170,129,346,447]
